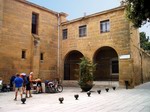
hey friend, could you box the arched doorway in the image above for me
[64,50,83,80]
[93,46,119,81]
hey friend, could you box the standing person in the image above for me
[26,72,33,98]
[20,73,27,94]
[10,75,16,91]
[14,73,23,101]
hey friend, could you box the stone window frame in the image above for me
[79,25,87,37]
[62,29,68,40]
[100,19,110,33]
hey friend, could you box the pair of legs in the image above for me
[36,82,42,93]
[14,87,22,100]
[36,86,43,93]
[22,84,26,94]
[26,84,32,98]
[26,90,32,98]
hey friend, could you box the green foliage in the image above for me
[125,0,150,28]
[140,32,150,50]
[77,57,97,86]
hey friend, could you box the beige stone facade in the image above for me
[60,6,142,87]
[0,0,149,87]
[0,0,66,82]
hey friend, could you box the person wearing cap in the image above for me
[14,73,23,101]
[25,72,33,98]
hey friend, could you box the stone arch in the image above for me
[64,50,84,80]
[93,46,119,81]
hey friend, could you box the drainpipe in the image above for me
[140,52,143,84]
[57,13,60,78]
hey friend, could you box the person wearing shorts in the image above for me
[26,72,33,98]
[14,73,23,101]
[35,78,42,93]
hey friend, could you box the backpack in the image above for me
[23,76,29,84]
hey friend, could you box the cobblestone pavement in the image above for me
[0,82,150,112]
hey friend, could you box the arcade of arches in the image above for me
[64,47,119,81]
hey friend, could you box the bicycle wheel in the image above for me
[50,86,57,93]
[57,85,63,92]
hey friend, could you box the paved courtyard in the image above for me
[0,82,150,112]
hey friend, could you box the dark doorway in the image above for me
[64,51,83,80]
[93,46,119,81]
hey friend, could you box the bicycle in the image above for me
[46,80,63,93]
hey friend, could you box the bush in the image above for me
[76,57,96,91]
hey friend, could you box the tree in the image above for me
[140,32,150,50]
[124,0,150,28]
[76,57,97,92]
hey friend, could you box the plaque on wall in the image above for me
[119,54,130,59]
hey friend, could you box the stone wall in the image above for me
[129,26,141,86]
[60,6,140,87]
[0,0,3,27]
[0,0,4,80]
[141,51,150,82]
[0,0,60,83]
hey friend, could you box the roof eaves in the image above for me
[15,0,59,15]
[61,5,125,25]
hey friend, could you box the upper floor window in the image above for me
[62,29,67,40]
[32,13,39,34]
[79,25,87,37]
[100,20,110,33]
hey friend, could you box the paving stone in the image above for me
[0,82,150,112]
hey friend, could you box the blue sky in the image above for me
[28,0,120,20]
[28,0,150,37]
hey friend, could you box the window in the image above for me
[22,50,26,59]
[62,29,67,40]
[79,25,87,37]
[111,60,119,74]
[100,20,110,33]
[32,13,38,34]
[40,53,44,61]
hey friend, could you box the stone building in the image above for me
[0,0,67,82]
[0,0,150,87]
[61,6,142,87]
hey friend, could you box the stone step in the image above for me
[62,80,119,88]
